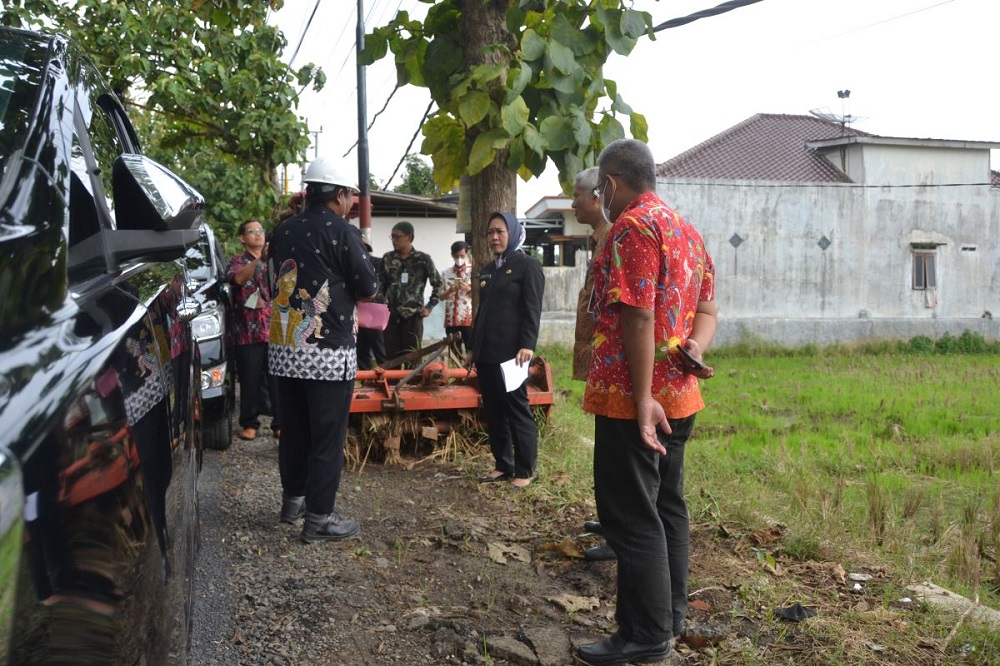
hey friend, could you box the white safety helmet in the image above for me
[302,156,360,193]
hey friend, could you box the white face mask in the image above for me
[456,257,468,267]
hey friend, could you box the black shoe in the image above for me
[583,520,605,536]
[584,542,616,561]
[575,634,671,666]
[301,511,360,543]
[279,495,305,524]
[478,472,511,483]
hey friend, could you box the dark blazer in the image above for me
[472,251,545,364]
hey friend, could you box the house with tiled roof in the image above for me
[657,113,1000,346]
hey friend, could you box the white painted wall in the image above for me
[658,176,1000,345]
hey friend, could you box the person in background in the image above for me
[379,221,442,363]
[227,219,280,441]
[570,167,615,562]
[268,156,378,543]
[470,212,544,489]
[576,139,716,666]
[440,240,473,355]
[356,242,388,370]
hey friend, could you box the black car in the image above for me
[0,27,204,664]
[184,223,235,450]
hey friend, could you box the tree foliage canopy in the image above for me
[393,154,439,196]
[361,0,652,196]
[1,0,323,250]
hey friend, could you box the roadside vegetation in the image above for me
[521,331,1000,664]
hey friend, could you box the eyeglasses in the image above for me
[243,229,265,235]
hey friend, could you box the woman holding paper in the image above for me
[471,212,545,488]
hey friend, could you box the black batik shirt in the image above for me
[267,205,378,381]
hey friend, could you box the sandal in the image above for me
[478,472,510,483]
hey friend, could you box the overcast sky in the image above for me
[269,0,1000,216]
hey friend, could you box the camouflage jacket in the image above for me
[379,248,442,319]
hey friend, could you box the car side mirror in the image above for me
[68,155,206,275]
[178,296,202,322]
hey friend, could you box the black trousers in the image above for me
[384,313,423,363]
[276,376,353,515]
[477,362,537,479]
[235,342,280,430]
[594,413,695,643]
[356,328,387,370]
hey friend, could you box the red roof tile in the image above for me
[657,113,872,183]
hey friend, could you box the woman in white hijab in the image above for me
[470,212,545,488]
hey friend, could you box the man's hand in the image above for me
[419,307,430,318]
[515,348,534,367]
[636,396,670,455]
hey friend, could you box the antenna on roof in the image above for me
[809,90,866,134]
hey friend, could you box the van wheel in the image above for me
[204,414,233,450]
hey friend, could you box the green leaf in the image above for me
[468,131,497,176]
[505,63,533,103]
[550,14,596,57]
[470,63,506,85]
[458,90,492,127]
[545,39,576,75]
[523,123,545,158]
[630,111,649,142]
[521,28,545,61]
[538,115,575,151]
[500,96,529,136]
[621,9,649,39]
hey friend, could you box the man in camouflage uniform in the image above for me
[380,221,442,362]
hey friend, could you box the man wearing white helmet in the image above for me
[268,156,379,543]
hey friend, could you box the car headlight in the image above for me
[201,362,227,391]
[191,311,222,341]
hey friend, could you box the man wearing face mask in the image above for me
[440,240,473,354]
[577,139,717,666]
[267,156,378,544]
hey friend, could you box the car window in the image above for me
[73,59,127,223]
[0,30,46,179]
[183,232,215,282]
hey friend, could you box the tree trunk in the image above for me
[460,0,517,313]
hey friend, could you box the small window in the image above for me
[912,250,936,290]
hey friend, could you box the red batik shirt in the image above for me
[227,252,272,346]
[583,192,715,420]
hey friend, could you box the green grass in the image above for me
[532,338,1000,616]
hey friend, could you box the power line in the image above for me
[652,0,765,32]
[287,0,323,68]
[806,0,956,45]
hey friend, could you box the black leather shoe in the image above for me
[301,511,360,543]
[584,542,616,561]
[279,495,305,524]
[583,520,605,536]
[575,634,671,666]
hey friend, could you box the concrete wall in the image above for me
[657,176,999,346]
[534,173,1000,350]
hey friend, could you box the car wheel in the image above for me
[203,413,233,450]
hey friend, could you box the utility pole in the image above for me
[310,126,323,159]
[356,0,372,245]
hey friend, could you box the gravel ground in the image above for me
[186,429,654,666]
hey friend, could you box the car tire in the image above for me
[203,414,233,450]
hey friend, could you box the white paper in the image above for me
[499,357,529,392]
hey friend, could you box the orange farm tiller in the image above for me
[347,334,554,466]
